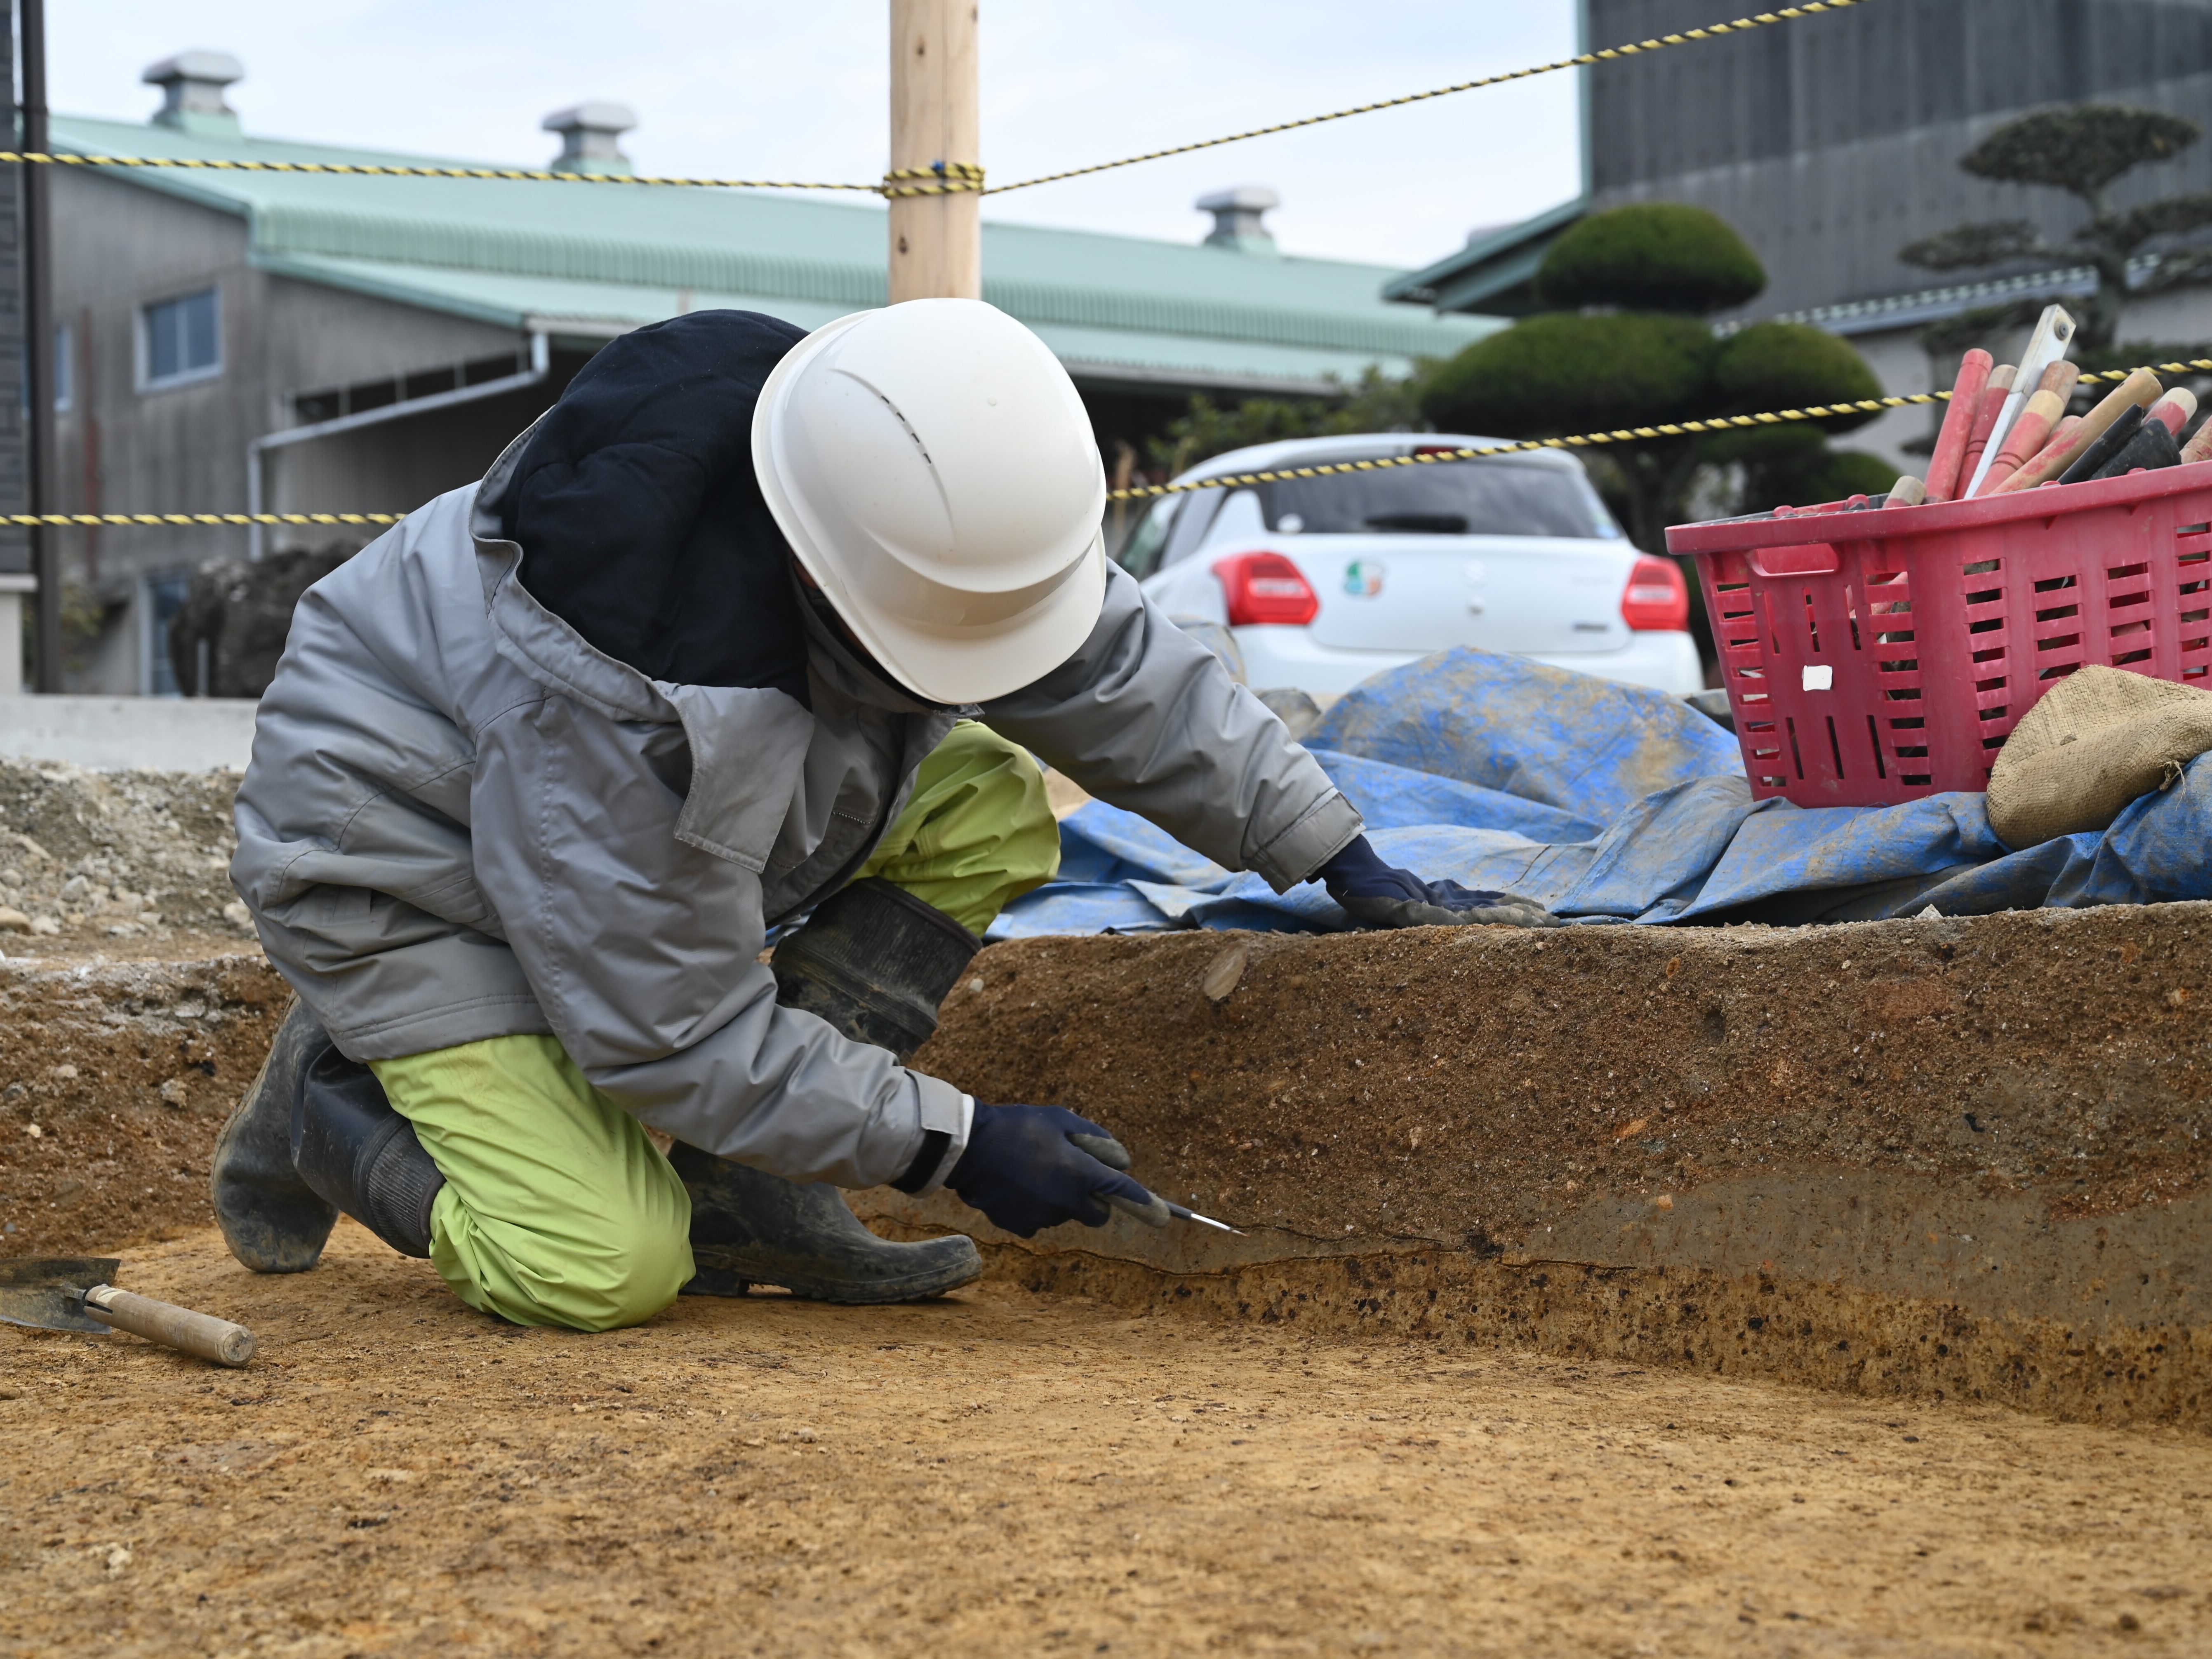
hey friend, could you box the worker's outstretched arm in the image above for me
[981,565,1362,892]
[983,566,1558,928]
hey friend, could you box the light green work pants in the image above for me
[370,720,1060,1332]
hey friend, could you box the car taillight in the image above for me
[1212,551,1320,626]
[1621,555,1689,632]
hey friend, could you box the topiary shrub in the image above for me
[1533,203,1767,315]
[1700,322,1885,469]
[1961,106,2200,201]
[1419,313,1721,438]
[1425,208,1891,668]
[169,546,358,699]
[1710,322,1883,423]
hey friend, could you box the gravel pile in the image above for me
[0,760,250,952]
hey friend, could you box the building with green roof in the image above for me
[40,52,1494,694]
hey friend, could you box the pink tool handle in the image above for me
[1924,350,1992,504]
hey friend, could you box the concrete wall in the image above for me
[0,694,256,771]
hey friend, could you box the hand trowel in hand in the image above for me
[0,1257,257,1367]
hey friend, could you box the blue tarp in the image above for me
[989,646,2212,939]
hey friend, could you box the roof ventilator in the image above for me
[144,50,245,139]
[1197,186,1282,256]
[543,103,638,176]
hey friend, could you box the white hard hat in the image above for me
[753,299,1108,704]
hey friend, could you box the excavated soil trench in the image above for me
[0,952,289,1258]
[4,906,2212,1650]
[870,901,2212,1430]
[6,905,2212,1426]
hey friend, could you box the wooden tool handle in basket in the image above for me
[83,1285,256,1367]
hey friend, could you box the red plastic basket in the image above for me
[1666,461,2212,807]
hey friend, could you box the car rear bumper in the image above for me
[1233,626,1704,699]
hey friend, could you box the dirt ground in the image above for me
[0,767,2207,1651]
[0,762,254,962]
[2,1222,2209,1659]
[0,953,288,1260]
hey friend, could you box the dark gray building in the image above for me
[1390,0,2212,466]
[0,14,29,685]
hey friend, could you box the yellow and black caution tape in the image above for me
[0,149,897,194]
[35,357,2212,525]
[1116,395,1926,501]
[880,162,988,198]
[985,2,1865,195]
[1106,358,2212,501]
[4,2,1857,199]
[2,511,404,528]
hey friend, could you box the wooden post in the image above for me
[887,0,981,303]
[20,0,62,691]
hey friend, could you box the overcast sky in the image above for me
[47,1,1585,271]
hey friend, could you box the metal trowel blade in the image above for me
[0,1258,121,1334]
[1167,1204,1245,1236]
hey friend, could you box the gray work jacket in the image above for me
[231,433,1362,1191]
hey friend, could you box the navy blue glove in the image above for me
[946,1104,1169,1238]
[1314,835,1561,929]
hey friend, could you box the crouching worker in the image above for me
[210,302,1552,1333]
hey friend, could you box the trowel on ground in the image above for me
[0,1257,256,1367]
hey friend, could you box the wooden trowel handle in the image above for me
[83,1285,256,1368]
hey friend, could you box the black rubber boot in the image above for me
[210,1000,343,1273]
[769,877,983,1060]
[674,1144,983,1302]
[291,1045,446,1259]
[679,878,984,1303]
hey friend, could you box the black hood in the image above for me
[501,309,812,701]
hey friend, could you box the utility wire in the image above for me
[984,2,1865,195]
[0,2,1862,199]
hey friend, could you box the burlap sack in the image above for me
[1986,664,2212,847]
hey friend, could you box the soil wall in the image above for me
[0,955,289,1257]
[6,898,2210,1429]
[862,902,2212,1428]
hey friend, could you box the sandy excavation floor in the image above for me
[3,1224,2210,1658]
[2,762,2210,1652]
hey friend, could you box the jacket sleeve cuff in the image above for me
[1246,789,1365,894]
[891,1077,972,1194]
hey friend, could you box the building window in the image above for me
[288,351,527,426]
[52,322,72,412]
[141,289,221,389]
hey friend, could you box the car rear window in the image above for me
[1257,458,1617,539]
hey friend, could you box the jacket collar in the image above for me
[469,423,816,872]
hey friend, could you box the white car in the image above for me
[1118,432,1702,699]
